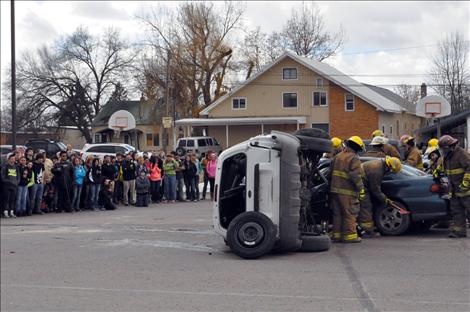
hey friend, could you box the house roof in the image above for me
[92,99,164,127]
[200,51,405,115]
[363,84,416,113]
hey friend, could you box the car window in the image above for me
[115,146,127,154]
[87,146,113,153]
[178,140,186,147]
[206,138,213,145]
[57,142,67,150]
[48,143,60,153]
[187,140,195,147]
[212,138,219,145]
[198,139,207,147]
[27,142,43,150]
[0,147,12,154]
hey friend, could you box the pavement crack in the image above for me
[335,247,381,312]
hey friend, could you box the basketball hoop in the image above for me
[114,127,125,139]
[108,110,136,140]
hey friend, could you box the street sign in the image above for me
[162,117,173,128]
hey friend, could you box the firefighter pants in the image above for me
[330,193,360,240]
[450,196,470,236]
[358,191,375,232]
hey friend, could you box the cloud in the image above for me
[17,9,58,50]
[71,1,131,20]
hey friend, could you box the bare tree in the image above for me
[8,26,135,142]
[281,2,344,61]
[429,31,469,114]
[394,84,421,111]
[138,1,244,110]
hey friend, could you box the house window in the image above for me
[94,134,101,143]
[316,78,324,87]
[396,120,399,136]
[345,94,355,111]
[232,98,247,110]
[390,126,393,135]
[124,134,130,144]
[382,125,385,134]
[283,92,298,108]
[146,133,153,146]
[313,91,327,106]
[283,68,297,80]
[312,123,329,133]
[153,133,160,147]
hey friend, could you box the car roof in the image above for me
[83,143,134,149]
[178,137,214,140]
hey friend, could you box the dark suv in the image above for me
[25,139,67,158]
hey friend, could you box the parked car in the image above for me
[80,143,140,161]
[317,157,450,236]
[25,139,67,158]
[176,136,222,158]
[213,128,332,259]
[0,145,27,162]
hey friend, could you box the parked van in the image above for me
[176,136,222,157]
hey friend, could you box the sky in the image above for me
[1,0,469,102]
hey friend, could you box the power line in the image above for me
[340,41,470,55]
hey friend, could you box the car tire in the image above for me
[227,212,276,259]
[374,202,411,236]
[299,235,331,252]
[175,147,186,157]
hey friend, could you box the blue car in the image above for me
[317,157,450,235]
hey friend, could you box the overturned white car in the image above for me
[213,128,333,259]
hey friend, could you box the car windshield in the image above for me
[58,142,67,150]
[397,164,427,177]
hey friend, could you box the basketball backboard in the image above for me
[108,110,136,131]
[416,95,451,118]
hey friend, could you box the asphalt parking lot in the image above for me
[1,201,469,312]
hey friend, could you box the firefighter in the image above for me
[438,135,470,238]
[358,156,402,237]
[363,136,388,158]
[425,146,443,177]
[325,137,343,158]
[428,138,439,149]
[400,135,424,170]
[371,130,400,158]
[329,136,366,243]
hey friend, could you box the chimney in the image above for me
[420,83,427,99]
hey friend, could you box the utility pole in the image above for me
[163,49,170,151]
[11,0,17,149]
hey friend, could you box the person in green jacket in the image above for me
[163,153,179,203]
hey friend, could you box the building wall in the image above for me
[378,112,425,141]
[92,125,175,152]
[209,57,329,126]
[328,83,379,140]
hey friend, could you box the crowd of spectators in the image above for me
[1,146,218,218]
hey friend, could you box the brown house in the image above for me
[176,52,424,149]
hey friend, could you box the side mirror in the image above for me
[423,162,429,169]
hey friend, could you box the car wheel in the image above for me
[175,147,186,157]
[299,235,331,252]
[227,212,276,259]
[374,202,411,236]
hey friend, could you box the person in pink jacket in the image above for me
[206,152,217,201]
[148,155,162,203]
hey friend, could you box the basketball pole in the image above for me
[436,117,441,138]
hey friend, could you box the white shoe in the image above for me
[3,211,10,218]
[9,211,16,218]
